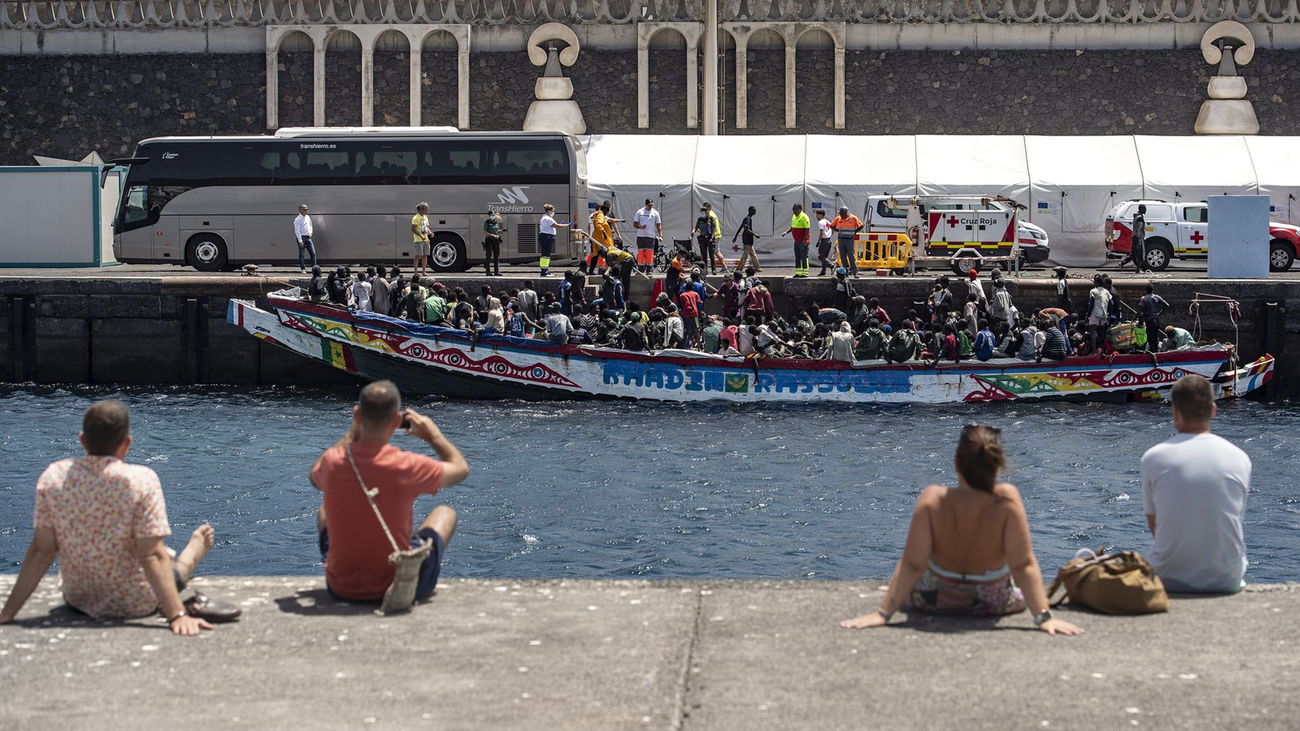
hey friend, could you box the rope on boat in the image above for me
[1188,292,1243,396]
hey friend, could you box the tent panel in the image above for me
[804,135,917,220]
[914,135,1031,203]
[693,136,807,263]
[1244,136,1300,225]
[1134,136,1257,200]
[1024,135,1143,234]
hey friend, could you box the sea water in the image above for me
[1,386,1297,582]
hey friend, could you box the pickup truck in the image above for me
[1105,199,1299,272]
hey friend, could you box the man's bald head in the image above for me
[357,380,402,429]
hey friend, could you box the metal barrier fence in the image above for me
[2,0,1297,30]
[854,232,913,270]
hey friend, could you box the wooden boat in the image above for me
[228,291,1274,403]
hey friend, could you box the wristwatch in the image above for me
[1032,610,1053,627]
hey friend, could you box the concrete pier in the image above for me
[0,576,1295,729]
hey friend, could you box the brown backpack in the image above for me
[1047,549,1170,615]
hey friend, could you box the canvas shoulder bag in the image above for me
[345,444,433,614]
[1047,548,1169,615]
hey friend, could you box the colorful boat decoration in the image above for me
[228,291,1274,404]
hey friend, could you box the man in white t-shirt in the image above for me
[632,199,662,274]
[294,204,317,273]
[1141,374,1251,593]
[814,209,835,276]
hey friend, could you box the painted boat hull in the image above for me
[228,294,1274,404]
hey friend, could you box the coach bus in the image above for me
[112,128,587,272]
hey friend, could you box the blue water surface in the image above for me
[1,386,1296,582]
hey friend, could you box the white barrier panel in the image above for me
[0,166,116,267]
[1208,195,1270,279]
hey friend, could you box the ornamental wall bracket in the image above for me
[1194,20,1260,135]
[522,22,586,135]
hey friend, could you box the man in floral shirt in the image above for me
[0,400,218,635]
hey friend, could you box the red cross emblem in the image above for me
[1190,231,1205,246]
[731,244,740,253]
[946,215,960,228]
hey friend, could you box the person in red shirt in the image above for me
[310,381,470,604]
[678,285,703,346]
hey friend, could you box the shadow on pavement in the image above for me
[893,613,1039,634]
[274,588,383,617]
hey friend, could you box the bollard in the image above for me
[183,297,199,385]
[1254,301,1283,400]
[10,295,26,381]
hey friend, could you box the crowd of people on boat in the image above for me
[303,248,1198,364]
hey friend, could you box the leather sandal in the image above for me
[183,593,243,623]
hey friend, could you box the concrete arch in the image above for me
[373,29,411,126]
[412,25,471,128]
[272,29,315,129]
[780,25,842,130]
[265,23,470,130]
[266,26,325,129]
[722,21,844,131]
[324,28,364,126]
[637,22,702,129]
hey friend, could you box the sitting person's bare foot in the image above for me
[174,524,214,582]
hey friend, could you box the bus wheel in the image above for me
[430,234,467,273]
[186,234,228,272]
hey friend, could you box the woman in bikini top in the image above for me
[841,424,1084,636]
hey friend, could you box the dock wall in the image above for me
[1,274,1294,397]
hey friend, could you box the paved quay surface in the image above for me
[0,577,1295,730]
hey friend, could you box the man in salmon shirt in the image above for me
[830,206,864,278]
[311,381,470,605]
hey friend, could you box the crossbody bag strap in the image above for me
[345,444,404,555]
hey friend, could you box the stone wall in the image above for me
[4,49,1300,163]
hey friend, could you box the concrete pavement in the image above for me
[0,576,1296,730]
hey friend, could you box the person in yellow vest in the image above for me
[585,201,623,274]
[703,202,726,274]
[782,203,812,277]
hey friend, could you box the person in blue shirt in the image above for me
[600,270,625,311]
[682,270,709,301]
[974,319,996,361]
[559,270,577,317]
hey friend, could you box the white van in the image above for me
[864,195,1051,264]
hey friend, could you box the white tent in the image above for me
[804,135,917,220]
[1134,136,1258,202]
[692,136,806,263]
[1025,136,1144,265]
[584,134,699,244]
[1245,136,1300,226]
[915,135,1031,205]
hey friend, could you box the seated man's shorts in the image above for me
[318,526,445,602]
